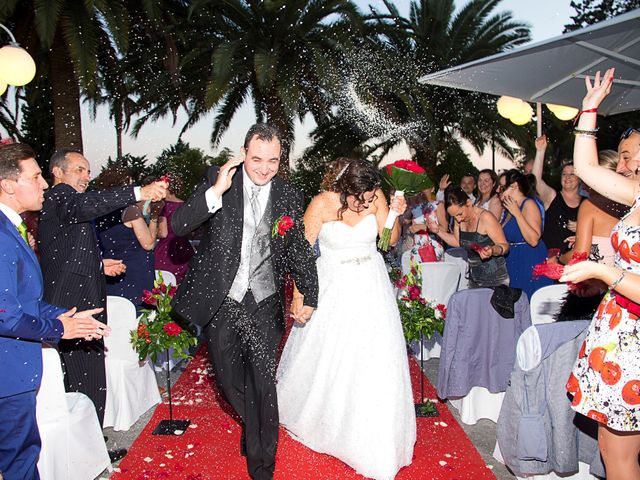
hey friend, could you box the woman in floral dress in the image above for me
[560,68,640,480]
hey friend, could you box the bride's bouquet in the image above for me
[395,264,446,341]
[378,160,433,251]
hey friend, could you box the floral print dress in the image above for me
[567,196,640,431]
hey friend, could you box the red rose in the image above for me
[168,286,177,297]
[408,285,421,300]
[158,283,167,294]
[395,277,407,289]
[386,159,425,175]
[163,322,182,337]
[280,216,294,231]
[436,304,446,314]
[159,175,170,184]
[142,289,157,305]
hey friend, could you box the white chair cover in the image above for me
[400,250,412,275]
[36,346,110,479]
[103,296,161,431]
[155,269,177,286]
[450,388,505,425]
[530,284,569,325]
[413,262,460,360]
[444,248,469,290]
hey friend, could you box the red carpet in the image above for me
[110,347,495,480]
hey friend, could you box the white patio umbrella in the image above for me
[419,9,640,134]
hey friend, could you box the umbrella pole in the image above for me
[536,102,542,137]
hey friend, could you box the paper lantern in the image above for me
[547,103,579,121]
[510,102,533,125]
[497,96,523,119]
[0,82,6,95]
[0,44,36,86]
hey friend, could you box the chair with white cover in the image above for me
[36,346,110,479]
[103,296,161,431]
[443,247,469,290]
[437,288,531,425]
[412,261,460,360]
[530,284,569,325]
[155,269,177,287]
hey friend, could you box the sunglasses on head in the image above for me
[620,127,640,141]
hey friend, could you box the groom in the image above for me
[171,123,318,480]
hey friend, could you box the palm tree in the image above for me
[173,0,363,168]
[0,0,129,150]
[308,0,532,169]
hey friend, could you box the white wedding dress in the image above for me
[277,214,416,480]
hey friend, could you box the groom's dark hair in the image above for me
[244,123,283,149]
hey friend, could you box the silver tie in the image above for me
[250,186,261,226]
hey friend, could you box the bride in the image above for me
[276,158,416,479]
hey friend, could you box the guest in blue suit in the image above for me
[0,143,110,480]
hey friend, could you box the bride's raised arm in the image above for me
[573,68,638,206]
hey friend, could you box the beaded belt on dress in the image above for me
[339,255,372,265]
[509,242,527,246]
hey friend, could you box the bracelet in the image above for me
[574,127,598,134]
[576,133,597,139]
[611,269,626,290]
[573,108,598,124]
[494,244,504,256]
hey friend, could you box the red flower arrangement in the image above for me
[385,159,426,175]
[131,272,197,362]
[394,263,446,341]
[272,215,294,237]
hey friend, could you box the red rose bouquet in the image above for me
[378,160,433,251]
[131,272,198,362]
[394,263,445,341]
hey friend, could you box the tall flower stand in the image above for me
[152,349,190,435]
[414,334,439,418]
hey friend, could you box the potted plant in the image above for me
[131,272,198,435]
[394,264,446,417]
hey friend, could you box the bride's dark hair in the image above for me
[321,157,382,219]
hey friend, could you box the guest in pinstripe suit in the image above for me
[37,149,167,426]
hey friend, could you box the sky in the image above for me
[21,0,577,172]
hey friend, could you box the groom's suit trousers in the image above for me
[205,291,284,480]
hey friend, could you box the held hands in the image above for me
[390,193,407,216]
[583,68,615,110]
[290,296,315,325]
[140,180,168,202]
[535,135,547,152]
[103,258,126,276]
[58,307,110,341]
[212,156,245,198]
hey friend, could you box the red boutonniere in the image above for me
[272,215,294,237]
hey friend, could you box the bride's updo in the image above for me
[321,157,382,219]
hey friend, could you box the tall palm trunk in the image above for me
[49,30,83,150]
[264,96,293,178]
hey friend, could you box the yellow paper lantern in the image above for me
[0,82,6,95]
[0,44,36,86]
[547,103,579,121]
[497,96,523,119]
[510,102,533,125]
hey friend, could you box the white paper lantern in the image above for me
[510,102,533,125]
[497,96,523,119]
[0,44,36,86]
[547,103,579,121]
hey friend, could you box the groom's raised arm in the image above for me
[173,157,244,236]
[286,189,319,308]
